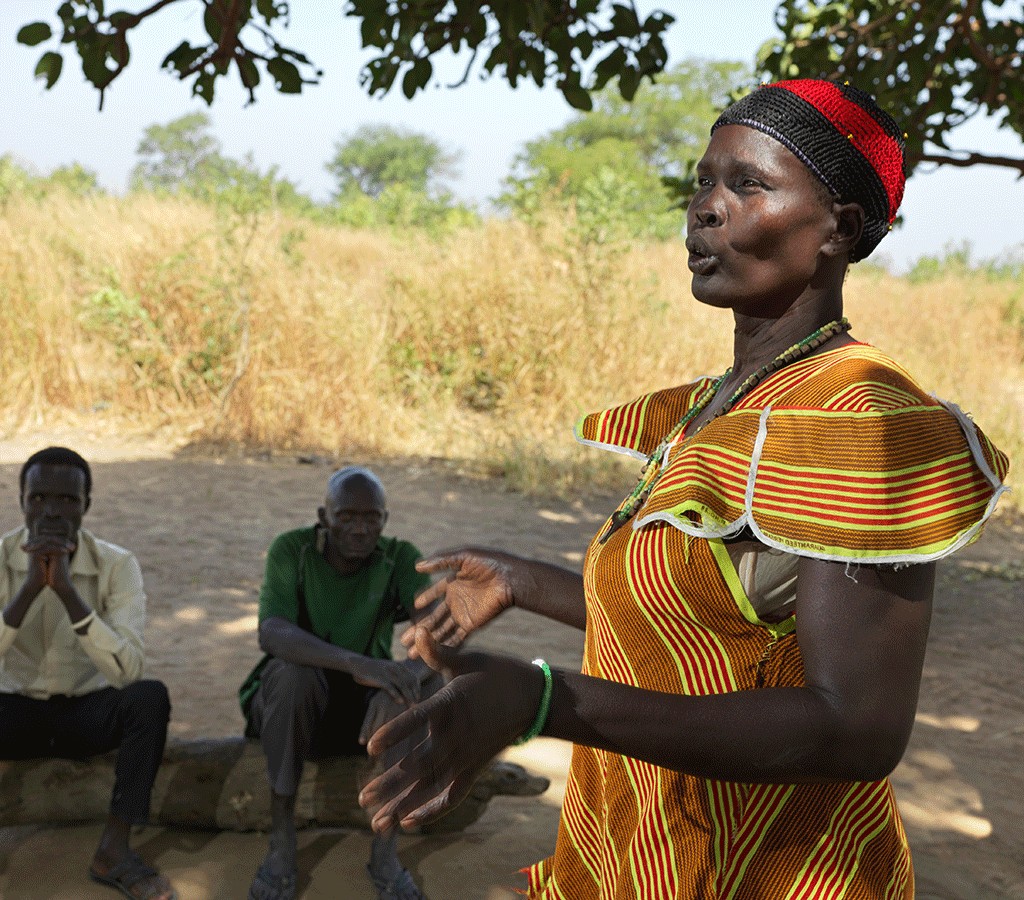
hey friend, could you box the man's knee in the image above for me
[251,661,329,769]
[119,678,171,727]
[259,660,327,711]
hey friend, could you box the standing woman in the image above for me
[359,81,1010,899]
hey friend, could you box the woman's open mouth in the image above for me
[685,236,717,276]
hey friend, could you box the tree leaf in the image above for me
[561,83,593,111]
[34,51,63,89]
[238,55,260,89]
[161,41,206,75]
[82,45,115,89]
[17,22,52,47]
[617,65,639,101]
[575,31,594,61]
[278,45,314,66]
[360,8,389,48]
[256,0,282,24]
[193,71,215,105]
[524,46,547,87]
[267,56,302,93]
[203,5,223,44]
[641,10,676,34]
[113,36,130,68]
[401,58,432,99]
[609,3,641,39]
[592,46,627,91]
[360,56,400,95]
[16,1,682,121]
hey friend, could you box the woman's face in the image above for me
[686,124,837,316]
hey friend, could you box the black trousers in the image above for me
[0,679,171,825]
[247,659,373,796]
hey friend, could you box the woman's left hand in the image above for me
[358,628,545,832]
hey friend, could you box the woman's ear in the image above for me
[824,201,864,257]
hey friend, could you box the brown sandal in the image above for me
[88,853,177,900]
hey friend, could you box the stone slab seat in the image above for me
[0,736,549,833]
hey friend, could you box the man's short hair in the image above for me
[19,447,92,499]
[327,465,385,504]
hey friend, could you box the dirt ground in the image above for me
[0,428,1021,900]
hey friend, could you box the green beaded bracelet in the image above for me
[513,658,552,745]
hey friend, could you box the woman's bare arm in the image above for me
[364,557,934,829]
[402,548,586,655]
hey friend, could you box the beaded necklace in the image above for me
[598,317,851,543]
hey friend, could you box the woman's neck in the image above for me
[729,292,846,381]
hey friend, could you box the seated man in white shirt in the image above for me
[0,447,175,900]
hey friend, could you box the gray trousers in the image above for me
[247,658,373,796]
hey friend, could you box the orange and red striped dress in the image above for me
[526,343,1009,900]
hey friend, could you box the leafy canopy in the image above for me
[132,111,226,192]
[323,124,475,231]
[130,110,308,212]
[758,0,1024,176]
[326,125,460,200]
[17,2,1023,176]
[17,1,674,111]
[1,155,103,204]
[511,59,748,184]
[503,59,750,236]
[127,112,472,229]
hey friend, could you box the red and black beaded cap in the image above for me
[712,79,906,262]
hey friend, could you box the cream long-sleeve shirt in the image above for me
[0,526,146,697]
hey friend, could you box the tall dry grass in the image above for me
[2,192,1020,503]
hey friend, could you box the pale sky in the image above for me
[2,0,1022,271]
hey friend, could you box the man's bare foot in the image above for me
[367,862,425,900]
[247,859,296,900]
[254,831,297,881]
[368,832,425,900]
[248,822,298,900]
[88,851,176,900]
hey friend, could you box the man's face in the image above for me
[20,464,89,546]
[318,477,388,567]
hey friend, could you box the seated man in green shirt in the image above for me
[240,466,435,900]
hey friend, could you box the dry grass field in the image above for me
[2,191,1021,502]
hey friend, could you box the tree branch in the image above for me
[68,0,183,38]
[958,0,1002,75]
[449,43,481,88]
[912,149,1024,177]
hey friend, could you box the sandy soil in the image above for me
[0,429,1021,900]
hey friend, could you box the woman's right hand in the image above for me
[403,549,521,657]
[360,627,546,832]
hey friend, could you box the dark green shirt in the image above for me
[239,525,431,723]
[259,525,430,658]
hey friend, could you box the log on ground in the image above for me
[0,737,549,833]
